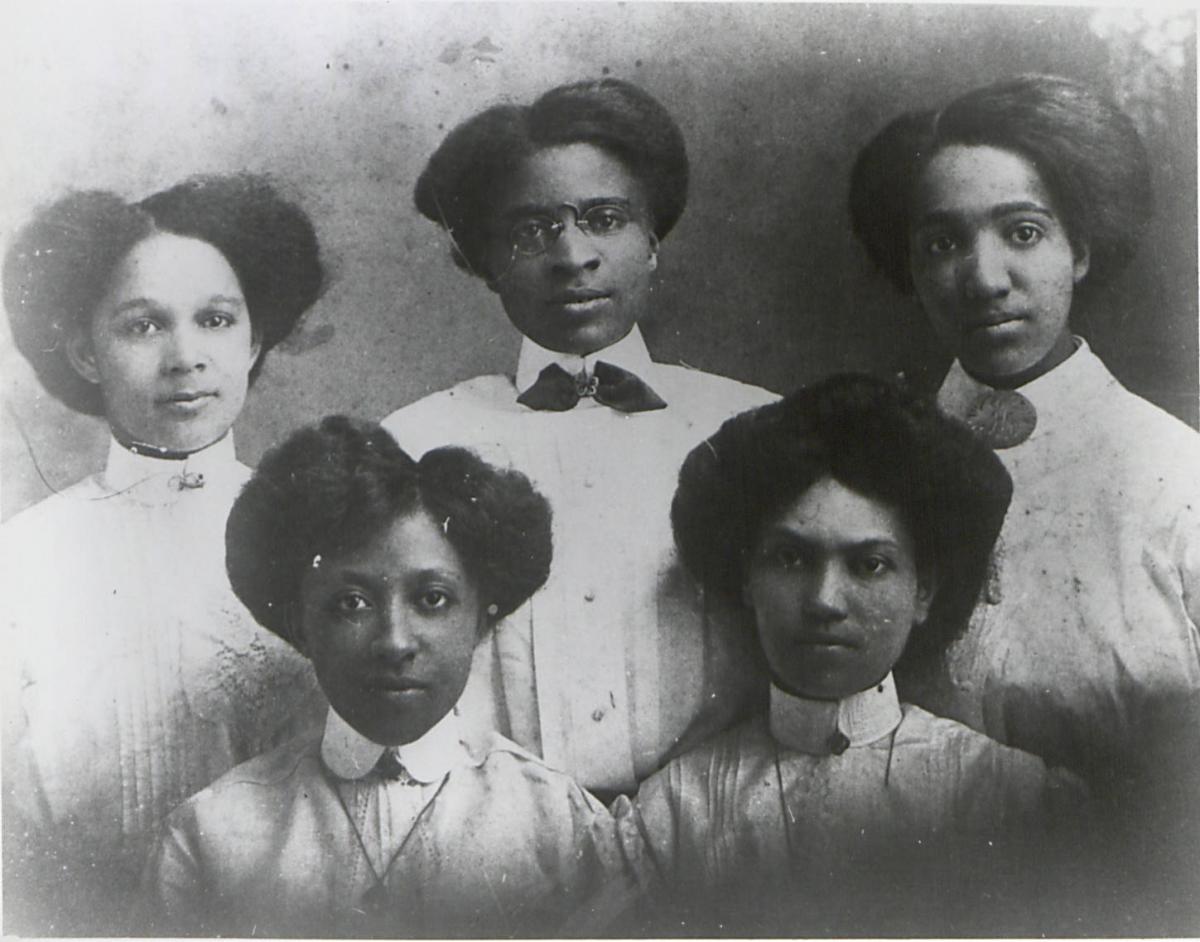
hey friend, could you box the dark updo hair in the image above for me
[414,77,689,278]
[3,173,325,416]
[226,416,553,647]
[671,373,1012,672]
[849,74,1152,294]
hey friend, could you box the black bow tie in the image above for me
[517,361,667,413]
[374,748,410,782]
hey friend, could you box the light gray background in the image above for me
[2,2,1196,519]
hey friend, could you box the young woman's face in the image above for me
[483,142,659,356]
[70,232,259,452]
[297,509,484,746]
[908,144,1089,385]
[745,477,933,701]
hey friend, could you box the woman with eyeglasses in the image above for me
[381,78,777,800]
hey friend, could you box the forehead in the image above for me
[316,509,469,580]
[912,144,1055,220]
[101,232,242,306]
[491,142,644,214]
[766,477,912,548]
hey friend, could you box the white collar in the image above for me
[101,433,241,495]
[937,337,1113,439]
[320,706,471,784]
[514,326,657,396]
[768,672,903,755]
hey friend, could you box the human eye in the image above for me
[122,316,160,336]
[764,542,807,570]
[199,309,237,329]
[415,586,455,613]
[331,590,373,615]
[509,217,555,254]
[1008,222,1045,247]
[581,204,631,235]
[924,233,957,256]
[853,554,895,578]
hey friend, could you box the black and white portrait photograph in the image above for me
[1,2,1197,936]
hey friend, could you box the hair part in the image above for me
[849,73,1152,294]
[670,373,1012,673]
[3,173,325,415]
[225,416,553,648]
[414,78,689,279]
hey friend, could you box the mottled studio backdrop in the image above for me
[2,3,1195,519]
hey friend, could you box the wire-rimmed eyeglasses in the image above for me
[504,201,637,258]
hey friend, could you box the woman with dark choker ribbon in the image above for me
[1,175,328,933]
[849,75,1200,804]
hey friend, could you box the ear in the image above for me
[913,565,939,626]
[1072,242,1091,284]
[65,328,102,385]
[647,232,660,272]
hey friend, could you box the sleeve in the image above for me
[550,784,644,936]
[133,809,209,936]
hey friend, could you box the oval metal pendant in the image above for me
[965,389,1038,449]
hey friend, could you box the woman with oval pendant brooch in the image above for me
[848,75,1200,812]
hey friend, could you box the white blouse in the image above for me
[1,435,325,933]
[909,340,1200,788]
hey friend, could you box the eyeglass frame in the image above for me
[495,199,644,259]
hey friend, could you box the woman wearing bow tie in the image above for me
[382,79,777,800]
[848,75,1200,800]
[1,174,327,932]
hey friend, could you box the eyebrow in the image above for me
[499,196,633,220]
[326,566,463,585]
[914,201,1056,228]
[109,295,245,316]
[760,529,904,554]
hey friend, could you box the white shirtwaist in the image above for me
[382,327,778,793]
[1,435,325,933]
[910,340,1200,785]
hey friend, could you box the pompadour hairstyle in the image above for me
[849,74,1152,294]
[225,415,553,646]
[3,173,325,415]
[414,77,689,277]
[671,373,1012,672]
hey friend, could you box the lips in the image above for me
[795,634,859,650]
[547,288,611,306]
[368,674,429,693]
[963,311,1025,332]
[161,390,217,404]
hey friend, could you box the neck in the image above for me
[111,428,227,461]
[968,332,1077,390]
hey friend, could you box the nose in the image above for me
[162,325,209,375]
[804,562,849,623]
[548,222,601,274]
[960,233,1012,300]
[376,598,420,659]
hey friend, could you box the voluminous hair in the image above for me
[225,416,553,646]
[3,173,325,415]
[849,74,1152,293]
[671,373,1012,671]
[414,77,688,278]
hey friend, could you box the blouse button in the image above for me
[591,708,605,722]
[583,590,596,602]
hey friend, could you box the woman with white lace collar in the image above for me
[616,374,1081,935]
[848,75,1200,803]
[1,174,327,933]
